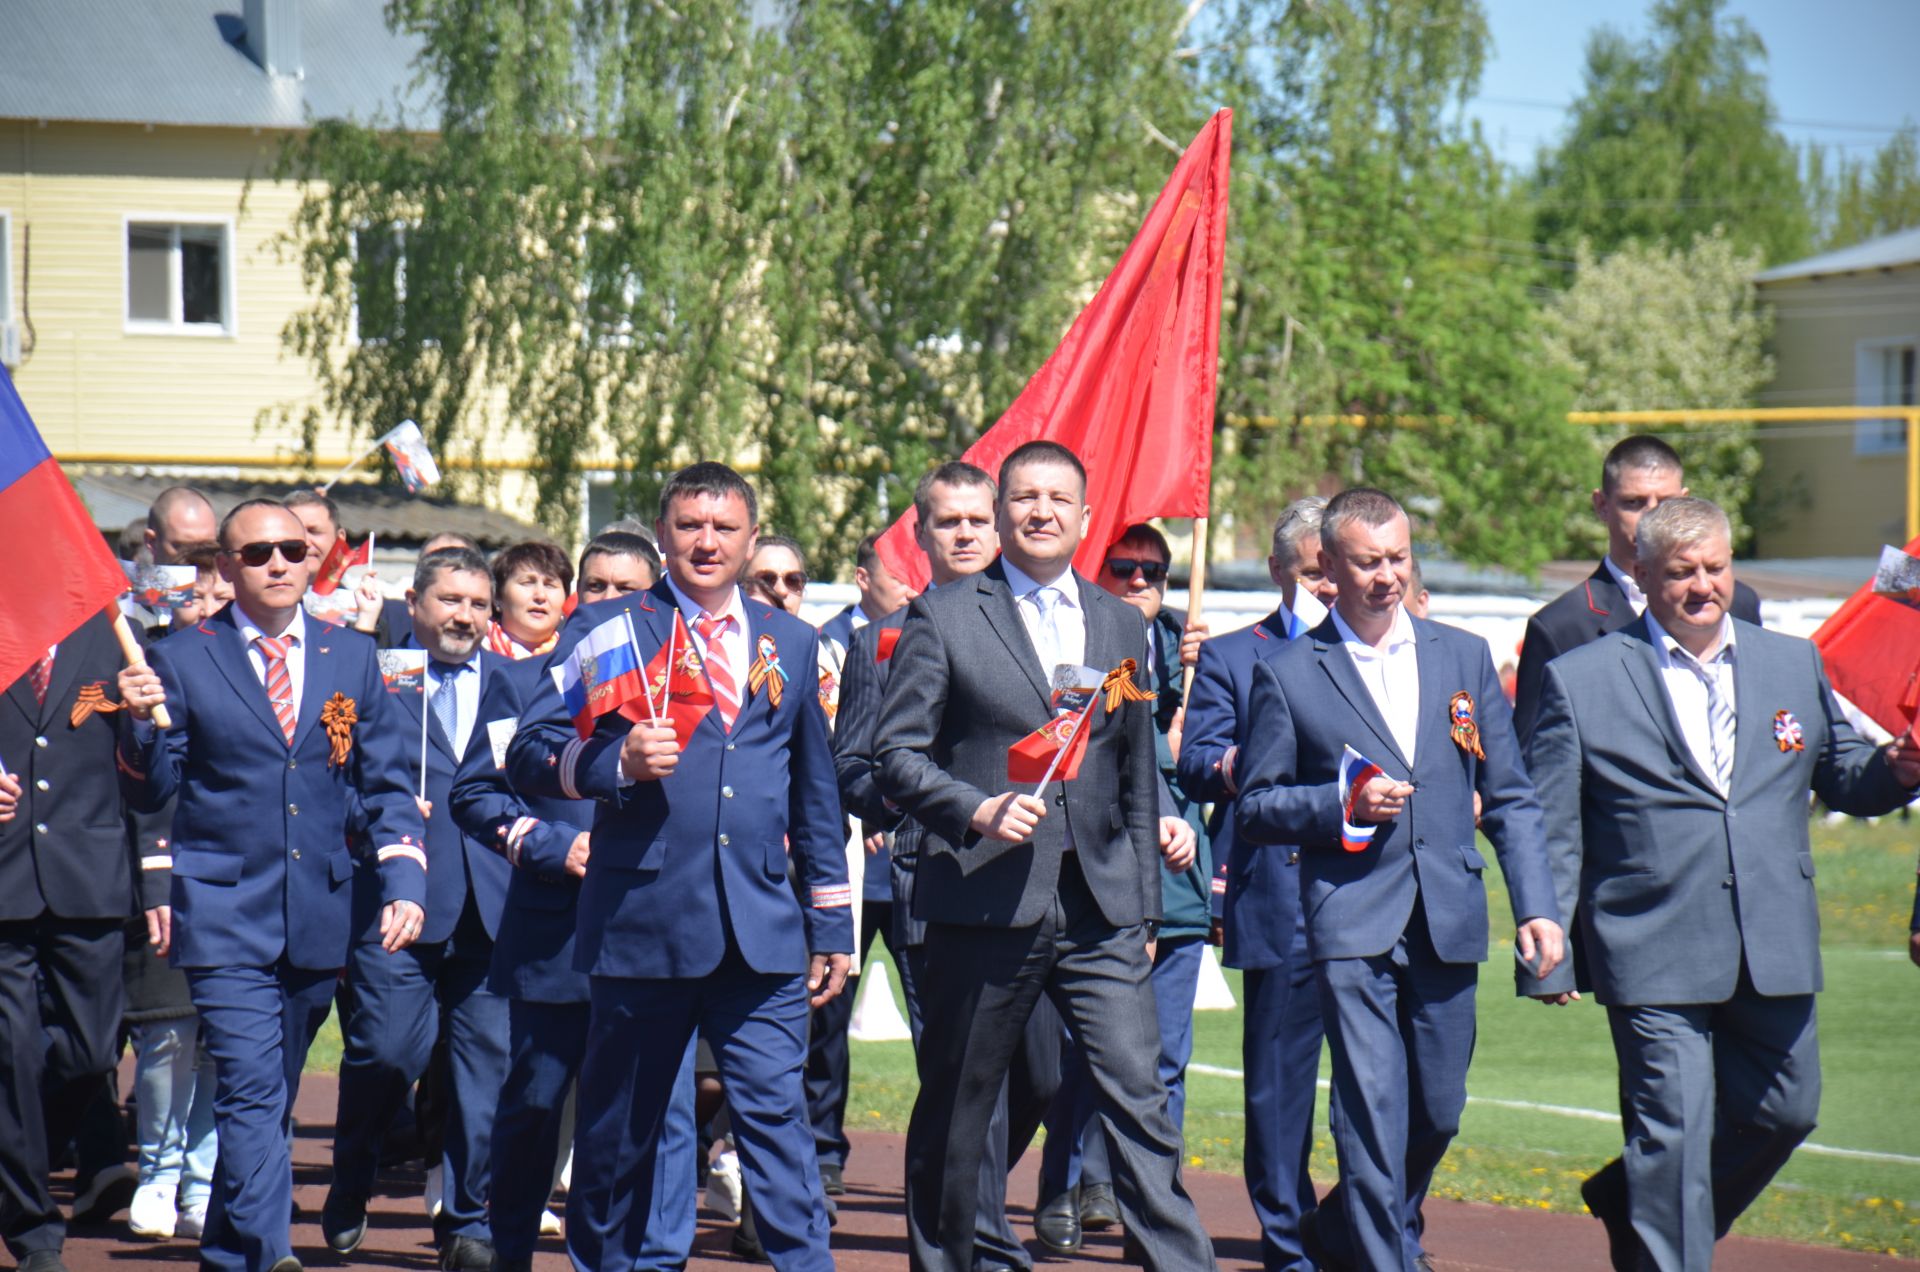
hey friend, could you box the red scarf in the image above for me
[486,620,558,660]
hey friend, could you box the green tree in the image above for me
[1207,0,1582,570]
[1806,125,1920,250]
[1532,0,1809,265]
[273,0,1199,566]
[1538,230,1771,551]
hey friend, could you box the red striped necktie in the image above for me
[254,635,298,746]
[29,653,53,706]
[695,613,739,732]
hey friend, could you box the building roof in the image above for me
[0,1,432,132]
[1754,225,1920,284]
[73,471,549,550]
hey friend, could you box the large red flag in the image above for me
[1811,535,1920,738]
[0,366,128,692]
[874,110,1232,589]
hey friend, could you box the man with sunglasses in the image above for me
[117,500,427,1272]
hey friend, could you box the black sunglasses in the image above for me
[1105,557,1168,584]
[223,539,311,567]
[749,569,807,592]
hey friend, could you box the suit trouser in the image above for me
[1040,935,1205,1199]
[332,896,509,1241]
[186,962,336,1272]
[0,917,122,1261]
[1605,981,1819,1271]
[491,999,697,1267]
[570,948,831,1272]
[906,855,1217,1272]
[1315,905,1477,1272]
[805,900,890,1167]
[1238,913,1325,1272]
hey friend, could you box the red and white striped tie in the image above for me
[255,635,298,746]
[696,613,739,732]
[28,653,53,706]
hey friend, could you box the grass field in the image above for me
[836,817,1920,1259]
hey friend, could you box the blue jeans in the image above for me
[130,1017,218,1207]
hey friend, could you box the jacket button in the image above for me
[289,758,297,769]
[722,785,734,798]
[34,779,49,791]
[34,736,47,748]
[1723,874,1734,888]
[34,822,47,835]
[726,743,736,752]
[288,803,299,816]
[1289,851,1300,865]
[1054,792,1065,806]
[291,848,301,860]
[718,833,730,846]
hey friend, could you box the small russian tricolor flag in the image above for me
[1339,744,1387,853]
[557,611,648,739]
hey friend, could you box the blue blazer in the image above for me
[1235,613,1558,965]
[1178,606,1300,969]
[506,578,854,979]
[449,656,591,1004]
[116,605,426,971]
[354,646,511,945]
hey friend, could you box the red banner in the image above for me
[1811,535,1920,738]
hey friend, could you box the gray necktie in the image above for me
[432,661,465,748]
[1680,648,1735,793]
[1027,586,1061,671]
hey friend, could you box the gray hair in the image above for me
[1634,496,1731,564]
[1320,487,1406,550]
[1269,496,1328,569]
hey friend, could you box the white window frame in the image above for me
[1855,335,1919,456]
[0,209,13,325]
[349,221,405,346]
[122,214,237,336]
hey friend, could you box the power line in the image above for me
[1477,94,1913,136]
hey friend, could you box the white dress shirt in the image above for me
[666,575,750,692]
[237,605,309,725]
[1001,557,1087,673]
[1604,556,1648,616]
[1330,603,1421,765]
[1646,612,1738,795]
[425,653,482,759]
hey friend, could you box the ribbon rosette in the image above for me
[1773,709,1805,753]
[321,693,358,768]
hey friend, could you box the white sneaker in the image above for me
[175,1199,208,1240]
[540,1207,563,1236]
[424,1162,445,1219]
[128,1181,178,1239]
[704,1149,742,1223]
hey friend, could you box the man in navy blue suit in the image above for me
[117,499,427,1272]
[1178,496,1336,1272]
[1236,487,1564,1272]
[449,534,698,1272]
[508,462,852,1272]
[321,545,514,1270]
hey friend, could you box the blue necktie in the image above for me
[431,660,466,748]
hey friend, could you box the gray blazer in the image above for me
[874,560,1160,930]
[1526,615,1911,1005]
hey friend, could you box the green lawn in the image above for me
[840,817,1920,1259]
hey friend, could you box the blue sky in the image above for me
[1465,0,1920,171]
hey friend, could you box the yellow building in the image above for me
[1753,226,1920,557]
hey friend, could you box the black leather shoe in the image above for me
[729,1225,770,1263]
[488,1257,534,1272]
[320,1188,369,1255]
[69,1164,138,1226]
[1078,1182,1119,1231]
[1581,1160,1638,1272]
[818,1160,846,1196]
[1299,1207,1353,1272]
[439,1235,495,1271]
[18,1251,71,1272]
[1034,1189,1082,1255]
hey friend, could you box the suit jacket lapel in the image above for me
[736,599,783,723]
[1310,618,1410,772]
[1727,628,1771,795]
[1586,563,1636,638]
[1409,617,1454,768]
[38,620,97,727]
[978,568,1052,711]
[290,631,336,754]
[1617,617,1720,797]
[1077,573,1120,681]
[208,609,293,744]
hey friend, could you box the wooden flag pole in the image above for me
[108,605,172,729]
[1180,515,1210,701]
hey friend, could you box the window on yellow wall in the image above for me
[352,223,455,345]
[125,219,234,335]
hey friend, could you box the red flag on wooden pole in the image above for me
[874,110,1233,590]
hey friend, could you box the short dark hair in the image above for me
[283,488,340,529]
[146,485,214,534]
[854,531,884,575]
[175,541,221,574]
[751,533,809,579]
[997,441,1086,501]
[657,461,758,527]
[491,540,574,597]
[118,518,147,561]
[218,498,296,548]
[1601,435,1684,495]
[1320,487,1406,548]
[911,461,995,524]
[1110,522,1171,563]
[414,545,492,596]
[579,530,662,584]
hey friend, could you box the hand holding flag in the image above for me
[1339,744,1411,851]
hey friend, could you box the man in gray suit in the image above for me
[876,440,1216,1272]
[1236,487,1565,1272]
[1525,496,1920,1271]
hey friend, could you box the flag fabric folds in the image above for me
[1811,536,1920,738]
[381,420,441,494]
[556,611,647,739]
[0,366,130,692]
[311,532,374,596]
[1008,712,1092,785]
[1339,744,1387,853]
[620,610,715,748]
[872,110,1233,590]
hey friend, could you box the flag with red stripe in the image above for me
[1339,744,1387,853]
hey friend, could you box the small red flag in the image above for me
[874,110,1232,591]
[875,627,902,662]
[311,531,372,596]
[1811,535,1920,738]
[619,610,714,747]
[1007,711,1092,785]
